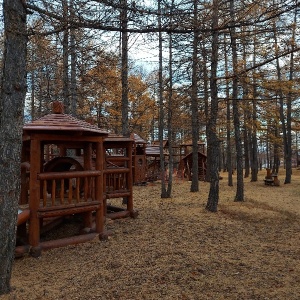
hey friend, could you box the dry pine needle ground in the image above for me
[2,168,300,300]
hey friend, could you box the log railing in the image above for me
[104,167,131,198]
[37,170,101,208]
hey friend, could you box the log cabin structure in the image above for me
[16,101,137,257]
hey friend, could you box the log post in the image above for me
[95,139,106,238]
[28,137,42,257]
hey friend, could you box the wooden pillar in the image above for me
[95,139,106,239]
[28,137,42,257]
[103,141,107,217]
[127,141,134,213]
[20,162,30,205]
[82,143,93,228]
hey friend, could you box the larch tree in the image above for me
[223,33,233,186]
[250,29,259,182]
[0,0,27,295]
[206,0,220,212]
[120,0,130,137]
[157,0,169,198]
[273,13,291,183]
[229,0,244,202]
[190,0,199,192]
[70,0,78,116]
[62,0,70,113]
[283,4,297,184]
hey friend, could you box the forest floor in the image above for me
[2,168,300,300]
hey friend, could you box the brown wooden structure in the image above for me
[16,102,136,257]
[177,141,207,181]
[104,134,138,219]
[178,152,207,181]
[264,168,280,186]
[130,133,147,184]
[145,144,161,181]
[179,140,206,156]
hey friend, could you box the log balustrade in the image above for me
[38,170,100,209]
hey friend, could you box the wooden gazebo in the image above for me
[18,101,109,257]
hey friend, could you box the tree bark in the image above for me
[121,0,129,137]
[223,34,233,186]
[284,5,297,184]
[166,1,175,198]
[190,0,199,192]
[250,30,258,182]
[62,0,70,113]
[70,1,77,117]
[0,0,27,294]
[157,0,168,198]
[273,17,291,183]
[229,0,244,202]
[206,0,219,212]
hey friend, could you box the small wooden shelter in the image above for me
[178,140,207,181]
[18,101,109,257]
[179,140,206,156]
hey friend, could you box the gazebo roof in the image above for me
[182,151,207,160]
[23,101,108,137]
[130,133,147,144]
[145,145,168,157]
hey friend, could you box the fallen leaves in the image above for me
[3,169,300,300]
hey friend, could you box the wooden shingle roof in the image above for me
[23,101,108,136]
[130,133,146,144]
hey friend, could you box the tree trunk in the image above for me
[284,6,297,184]
[201,41,210,182]
[0,0,27,294]
[243,114,250,178]
[190,0,199,192]
[62,0,69,113]
[223,34,233,186]
[158,0,168,198]
[230,0,244,202]
[165,1,174,198]
[250,31,258,182]
[30,71,35,120]
[273,19,291,183]
[120,0,129,137]
[70,2,77,117]
[206,0,219,212]
[242,41,250,179]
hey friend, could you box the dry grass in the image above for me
[2,168,300,300]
